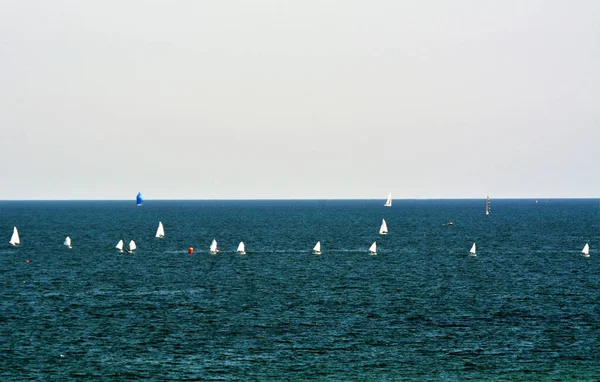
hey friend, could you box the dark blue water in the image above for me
[1,199,599,380]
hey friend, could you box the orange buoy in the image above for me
[188,247,194,254]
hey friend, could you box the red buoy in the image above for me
[26,260,30,263]
[188,247,194,254]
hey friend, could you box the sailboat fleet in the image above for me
[5,194,593,257]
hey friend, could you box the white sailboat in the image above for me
[115,239,124,252]
[485,195,491,215]
[369,241,377,255]
[237,241,246,255]
[384,193,392,207]
[313,241,321,255]
[581,243,590,257]
[126,240,136,253]
[155,221,165,238]
[469,243,476,256]
[209,239,218,254]
[64,236,72,249]
[379,219,388,235]
[9,226,20,246]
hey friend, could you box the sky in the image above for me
[0,0,598,200]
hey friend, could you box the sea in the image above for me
[1,199,599,380]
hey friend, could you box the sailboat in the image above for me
[155,221,165,238]
[237,241,246,255]
[384,193,392,207]
[115,239,124,252]
[126,240,136,253]
[64,236,72,249]
[313,241,321,255]
[369,242,377,255]
[581,243,590,257]
[9,226,20,246]
[485,195,491,215]
[469,243,476,256]
[136,192,143,206]
[209,239,218,254]
[379,219,388,235]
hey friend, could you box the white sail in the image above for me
[313,241,321,254]
[210,239,218,254]
[582,243,589,257]
[369,241,377,254]
[115,239,124,251]
[155,221,165,238]
[485,195,491,215]
[237,241,246,254]
[9,226,20,245]
[64,236,72,248]
[379,219,388,235]
[469,243,476,256]
[129,240,136,251]
[384,193,392,207]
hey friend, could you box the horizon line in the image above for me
[0,197,598,202]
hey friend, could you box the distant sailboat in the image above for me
[136,192,143,206]
[485,195,491,215]
[469,243,476,256]
[313,241,321,255]
[369,242,377,255]
[115,239,124,252]
[155,221,165,238]
[126,240,136,253]
[64,236,72,249]
[384,193,392,207]
[237,241,246,255]
[9,226,20,246]
[209,239,218,254]
[581,243,590,257]
[379,219,388,235]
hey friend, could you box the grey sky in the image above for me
[1,0,598,199]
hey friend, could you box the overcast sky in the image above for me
[0,1,598,200]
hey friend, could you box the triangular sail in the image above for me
[155,221,165,238]
[129,240,136,251]
[237,241,246,254]
[485,195,491,215]
[369,241,377,254]
[210,239,218,253]
[582,243,589,256]
[136,192,143,206]
[384,193,392,207]
[9,226,20,245]
[64,236,72,248]
[470,243,476,255]
[379,219,388,235]
[313,241,321,254]
[115,239,124,251]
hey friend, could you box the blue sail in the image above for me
[136,192,143,206]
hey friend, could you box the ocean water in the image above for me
[1,199,599,380]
